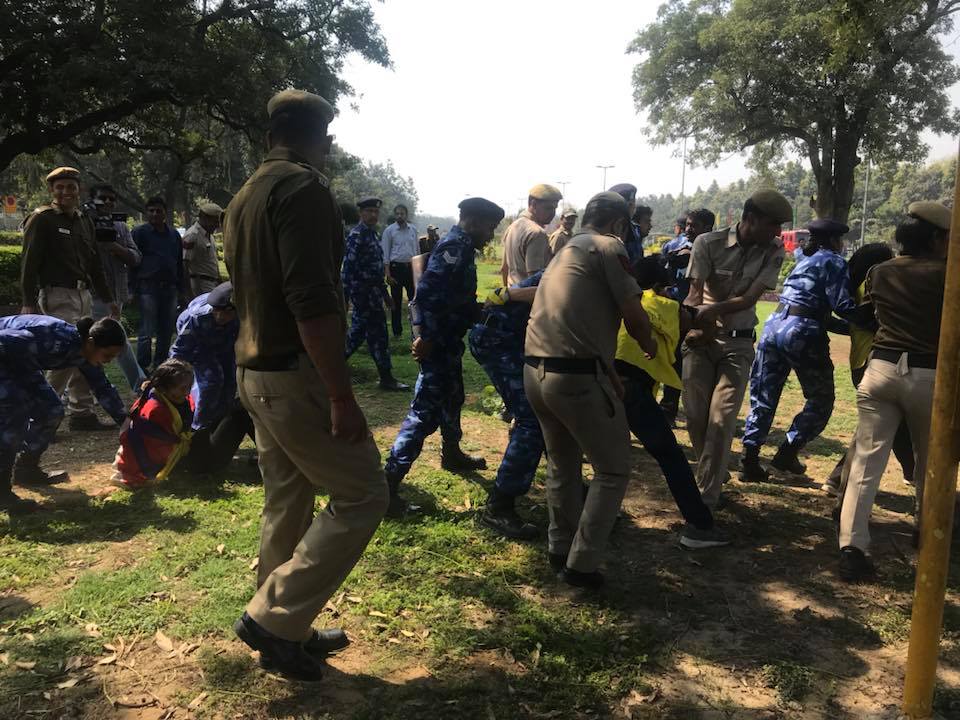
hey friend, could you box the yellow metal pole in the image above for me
[902,145,960,719]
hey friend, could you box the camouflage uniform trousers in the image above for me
[345,292,392,373]
[0,369,64,460]
[189,353,236,431]
[742,314,835,450]
[384,343,465,481]
[469,327,544,497]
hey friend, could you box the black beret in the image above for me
[807,218,850,236]
[207,281,234,309]
[608,183,637,200]
[585,191,630,218]
[458,197,505,222]
[357,197,382,209]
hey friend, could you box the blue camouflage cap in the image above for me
[356,197,382,209]
[207,282,234,309]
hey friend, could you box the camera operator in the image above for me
[86,184,146,392]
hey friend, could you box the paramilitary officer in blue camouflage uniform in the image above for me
[384,197,506,517]
[740,218,858,481]
[468,270,544,541]
[0,315,128,513]
[342,197,408,392]
[608,183,645,268]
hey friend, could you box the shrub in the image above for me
[0,245,22,306]
[0,231,22,246]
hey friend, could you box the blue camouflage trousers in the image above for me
[384,344,465,480]
[469,326,543,498]
[190,354,236,431]
[345,292,392,373]
[0,369,65,459]
[743,313,835,450]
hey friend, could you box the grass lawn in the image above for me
[0,262,958,719]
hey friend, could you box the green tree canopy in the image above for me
[630,0,960,223]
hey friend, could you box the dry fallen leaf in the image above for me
[188,691,208,709]
[387,637,401,644]
[368,610,389,619]
[84,623,102,638]
[248,557,259,570]
[97,655,117,666]
[65,656,84,672]
[154,630,174,653]
[216,544,225,555]
[400,629,415,638]
[42,691,51,700]
[56,676,81,689]
[0,652,9,666]
[14,660,36,670]
[347,595,362,604]
[530,642,541,667]
[421,629,430,639]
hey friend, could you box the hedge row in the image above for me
[0,231,22,246]
[0,245,21,306]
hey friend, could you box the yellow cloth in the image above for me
[849,280,874,370]
[616,290,682,389]
[155,391,193,482]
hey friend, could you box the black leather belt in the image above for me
[49,281,89,290]
[871,348,937,369]
[190,273,220,282]
[241,353,300,372]
[525,356,598,374]
[776,302,824,321]
[725,329,756,340]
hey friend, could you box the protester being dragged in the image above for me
[0,315,127,513]
[169,282,255,473]
[111,359,195,490]
[614,255,729,549]
[740,218,863,482]
[838,202,950,582]
[822,243,915,497]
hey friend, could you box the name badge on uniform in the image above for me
[715,269,733,276]
[58,227,71,235]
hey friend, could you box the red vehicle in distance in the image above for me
[778,229,808,254]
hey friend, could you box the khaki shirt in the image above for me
[20,204,113,305]
[868,256,946,356]
[686,225,784,332]
[223,147,345,367]
[502,210,550,285]
[182,222,220,280]
[525,230,641,363]
[548,227,572,256]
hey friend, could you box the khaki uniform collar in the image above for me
[265,146,314,168]
[725,224,740,248]
[51,202,81,217]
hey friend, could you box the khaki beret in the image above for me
[46,167,80,183]
[198,202,223,217]
[908,201,951,231]
[562,208,578,218]
[266,89,335,124]
[528,184,562,202]
[747,189,793,224]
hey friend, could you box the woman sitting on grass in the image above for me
[112,359,195,490]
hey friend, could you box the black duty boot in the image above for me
[14,451,69,486]
[378,370,410,392]
[739,446,769,483]
[771,441,807,476]
[0,460,39,515]
[234,613,325,682]
[440,444,487,472]
[480,492,538,541]
[384,471,410,518]
[838,546,875,582]
[261,627,349,669]
[67,414,115,432]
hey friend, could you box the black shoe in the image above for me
[838,546,875,582]
[771,441,806,475]
[385,491,409,518]
[0,489,40,515]
[679,523,731,549]
[67,414,115,432]
[377,374,410,392]
[548,552,566,573]
[234,613,325,682]
[14,452,69,486]
[739,452,769,483]
[440,446,487,472]
[261,628,349,669]
[558,567,604,589]
[480,501,538,541]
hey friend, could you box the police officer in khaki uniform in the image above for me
[682,190,791,509]
[549,208,578,256]
[182,202,224,299]
[501,184,562,285]
[524,192,657,589]
[20,167,119,432]
[837,201,950,581]
[223,89,388,682]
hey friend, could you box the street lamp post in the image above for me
[596,165,614,191]
[555,180,570,204]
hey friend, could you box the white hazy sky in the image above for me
[335,0,960,217]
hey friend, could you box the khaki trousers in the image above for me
[839,357,934,552]
[523,364,631,573]
[39,286,95,418]
[238,358,388,641]
[681,336,755,507]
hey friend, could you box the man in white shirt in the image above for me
[381,204,419,337]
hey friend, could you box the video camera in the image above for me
[83,199,129,243]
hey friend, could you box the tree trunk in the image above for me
[813,139,860,225]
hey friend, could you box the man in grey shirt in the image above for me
[381,203,419,337]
